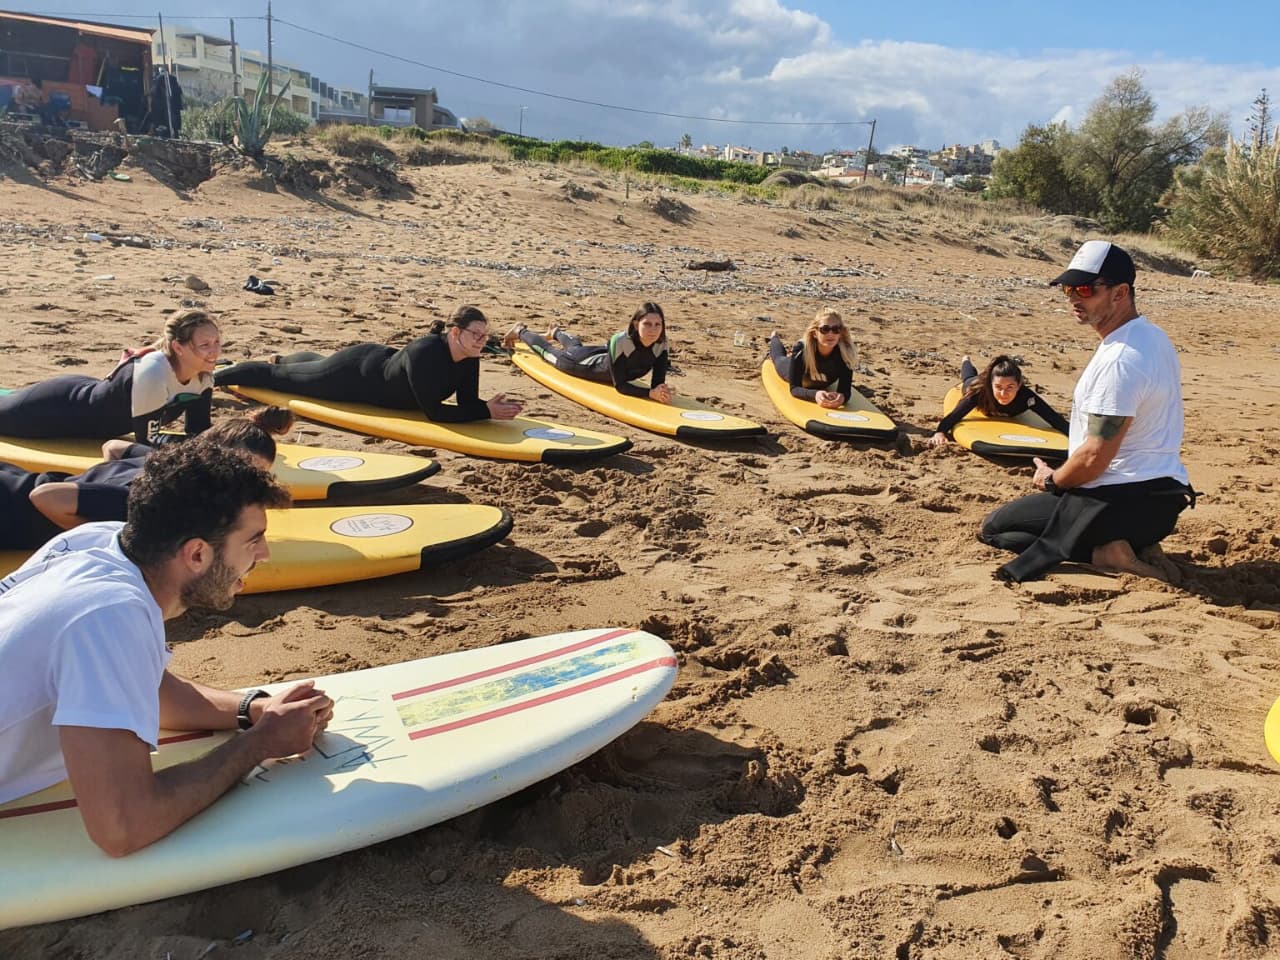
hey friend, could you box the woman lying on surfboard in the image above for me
[0,407,292,550]
[214,305,523,423]
[927,355,1069,447]
[0,310,220,445]
[767,309,857,409]
[504,301,673,404]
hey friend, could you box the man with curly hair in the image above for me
[0,440,333,856]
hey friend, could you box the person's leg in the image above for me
[0,376,119,438]
[214,344,383,400]
[1080,495,1186,580]
[271,351,326,365]
[768,333,791,380]
[520,329,564,363]
[978,492,1059,554]
[557,346,612,383]
[960,356,978,390]
[554,330,583,349]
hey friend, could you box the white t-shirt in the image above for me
[1069,315,1189,488]
[130,348,213,419]
[0,523,169,805]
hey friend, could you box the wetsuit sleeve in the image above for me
[788,343,818,402]
[405,340,489,422]
[182,388,212,437]
[835,362,852,402]
[69,482,131,522]
[649,347,669,390]
[608,333,650,399]
[1027,390,1069,434]
[937,392,980,436]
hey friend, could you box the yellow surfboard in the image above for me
[942,385,1068,459]
[0,435,439,501]
[760,358,898,441]
[1266,696,1280,765]
[511,344,765,439]
[225,386,631,464]
[0,504,511,592]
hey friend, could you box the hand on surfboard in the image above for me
[252,682,334,756]
[648,384,674,404]
[926,431,949,447]
[815,390,845,409]
[486,394,524,420]
[1032,457,1055,489]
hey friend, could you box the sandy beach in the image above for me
[2,134,1279,959]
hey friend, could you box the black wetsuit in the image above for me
[520,328,669,399]
[769,336,853,402]
[0,449,146,549]
[936,359,1069,437]
[214,336,489,422]
[0,351,212,444]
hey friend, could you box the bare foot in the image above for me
[1137,543,1183,585]
[1090,540,1169,581]
[501,324,525,351]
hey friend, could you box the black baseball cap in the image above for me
[1050,240,1136,287]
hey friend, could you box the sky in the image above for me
[15,0,1280,152]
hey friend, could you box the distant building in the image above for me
[367,85,458,130]
[722,144,761,164]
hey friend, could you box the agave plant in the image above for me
[227,71,290,158]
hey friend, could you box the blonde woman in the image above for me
[767,309,858,409]
[0,310,220,444]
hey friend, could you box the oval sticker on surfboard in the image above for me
[297,455,366,472]
[523,427,576,441]
[680,411,725,422]
[997,434,1047,444]
[826,411,870,423]
[331,513,415,537]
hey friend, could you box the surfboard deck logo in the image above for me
[296,455,367,471]
[330,513,415,538]
[997,433,1047,444]
[680,411,725,422]
[826,411,870,423]
[523,427,576,440]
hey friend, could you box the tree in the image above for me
[1247,88,1273,150]
[986,122,1093,212]
[1067,70,1227,232]
[680,132,693,151]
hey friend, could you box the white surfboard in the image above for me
[0,628,678,929]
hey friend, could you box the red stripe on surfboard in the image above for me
[0,797,78,820]
[1,732,216,820]
[406,656,677,741]
[392,628,635,702]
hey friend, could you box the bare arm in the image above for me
[61,680,332,857]
[28,482,85,530]
[1034,413,1130,490]
[158,671,330,730]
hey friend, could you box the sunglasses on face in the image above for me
[817,324,843,335]
[1060,281,1110,299]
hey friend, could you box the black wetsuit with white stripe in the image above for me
[0,351,212,444]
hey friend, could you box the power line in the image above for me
[13,10,265,19]
[274,17,871,128]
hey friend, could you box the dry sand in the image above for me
[1,139,1279,960]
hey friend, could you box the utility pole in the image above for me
[266,0,273,98]
[519,105,526,137]
[156,11,176,136]
[229,18,240,98]
[861,119,876,183]
[366,69,374,126]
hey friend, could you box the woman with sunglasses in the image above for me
[0,406,292,550]
[214,305,523,422]
[927,354,1069,447]
[767,309,857,409]
[0,310,219,445]
[505,301,673,403]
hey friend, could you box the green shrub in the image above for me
[268,108,311,137]
[227,72,290,157]
[1160,133,1280,280]
[183,102,232,143]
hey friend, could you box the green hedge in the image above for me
[494,136,771,184]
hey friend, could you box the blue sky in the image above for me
[14,1,1280,152]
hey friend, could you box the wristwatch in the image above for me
[236,689,270,730]
[1043,473,1061,496]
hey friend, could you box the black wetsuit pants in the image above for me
[0,376,129,439]
[213,345,396,401]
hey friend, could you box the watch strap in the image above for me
[236,689,269,730]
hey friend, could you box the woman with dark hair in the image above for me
[0,310,220,444]
[505,301,673,403]
[214,305,522,422]
[767,308,857,409]
[0,407,293,549]
[928,355,1069,447]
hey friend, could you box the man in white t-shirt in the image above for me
[979,240,1195,582]
[0,442,333,856]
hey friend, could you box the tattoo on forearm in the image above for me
[1087,413,1128,440]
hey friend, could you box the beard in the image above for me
[180,550,246,611]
